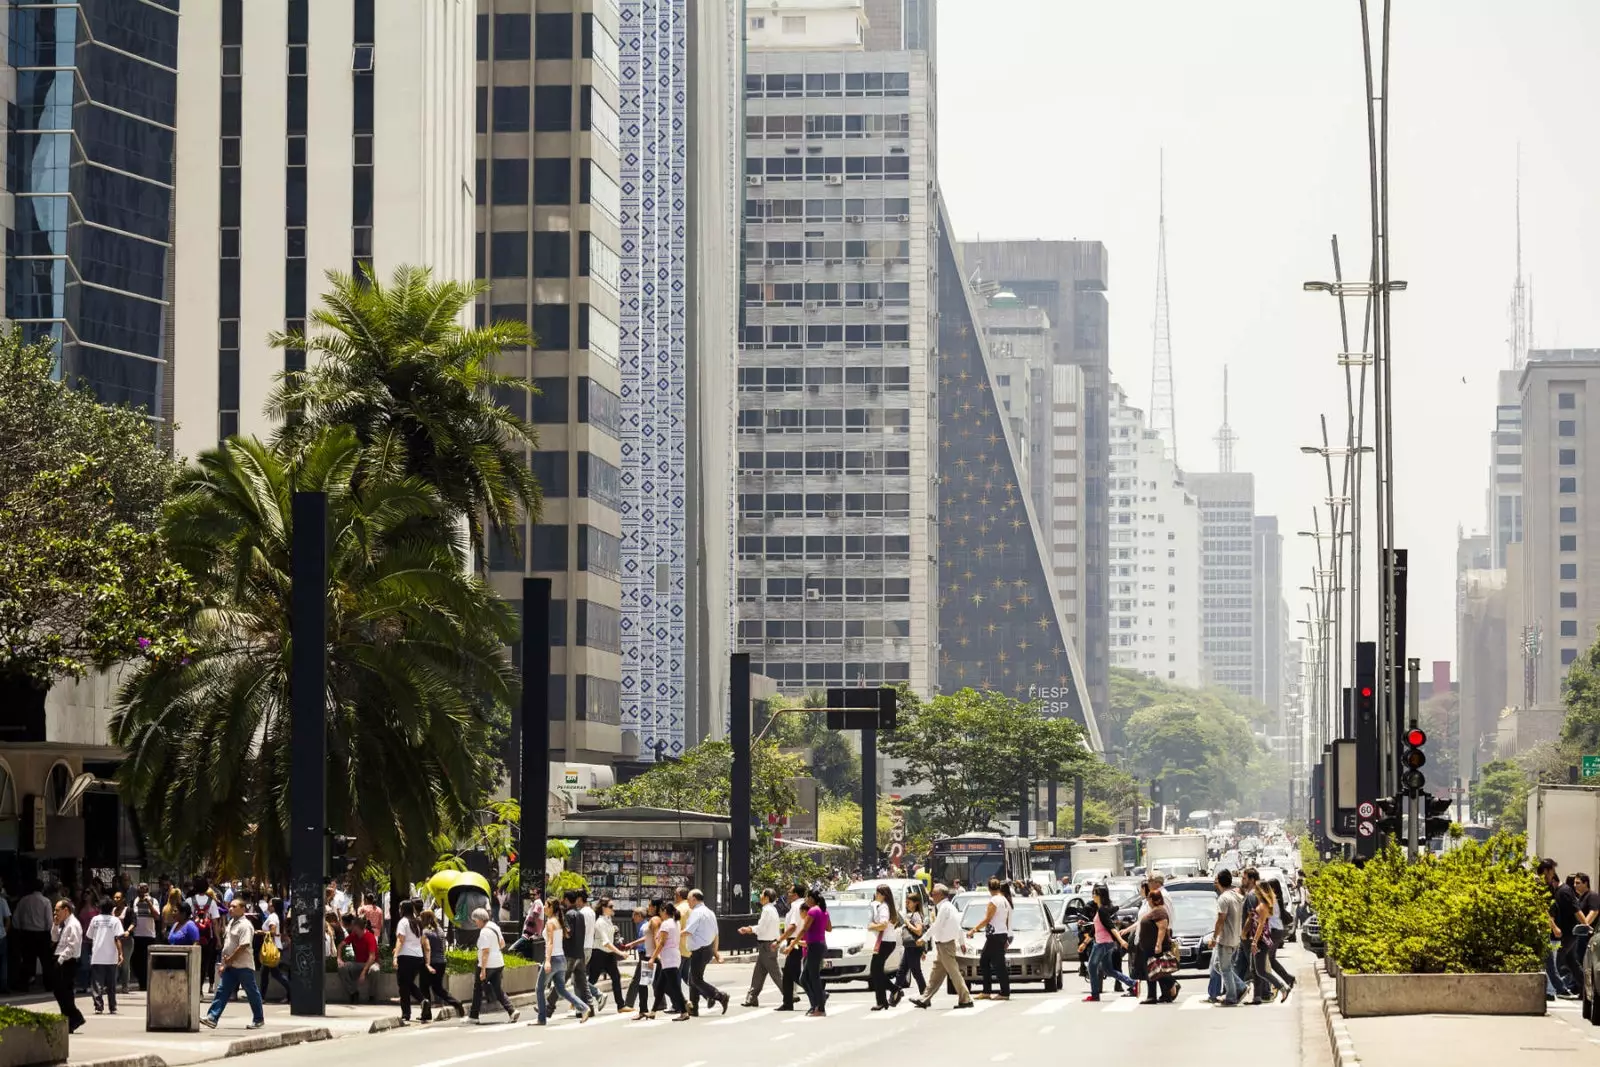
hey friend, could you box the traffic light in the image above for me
[1151,779,1164,804]
[1423,794,1452,839]
[1401,727,1427,794]
[1374,795,1401,836]
[1355,644,1377,724]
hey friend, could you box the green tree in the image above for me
[267,266,541,554]
[817,797,895,854]
[1472,759,1526,828]
[1561,633,1600,756]
[760,691,863,800]
[593,739,823,893]
[878,687,1093,837]
[111,428,518,878]
[0,331,194,694]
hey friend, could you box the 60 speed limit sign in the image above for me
[1357,801,1376,819]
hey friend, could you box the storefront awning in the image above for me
[551,806,731,841]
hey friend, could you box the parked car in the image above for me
[1301,910,1324,957]
[955,898,1065,992]
[818,901,904,984]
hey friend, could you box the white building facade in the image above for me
[1187,470,1256,698]
[172,0,476,460]
[1107,383,1201,685]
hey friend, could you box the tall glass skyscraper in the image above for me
[5,1,179,416]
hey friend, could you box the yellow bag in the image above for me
[261,937,281,968]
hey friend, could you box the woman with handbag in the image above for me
[967,877,1014,1001]
[890,889,927,1006]
[867,884,901,1011]
[1138,888,1179,1004]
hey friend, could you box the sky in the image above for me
[934,0,1600,679]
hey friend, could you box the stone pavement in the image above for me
[1315,959,1600,1067]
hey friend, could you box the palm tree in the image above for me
[110,427,518,878]
[266,265,541,555]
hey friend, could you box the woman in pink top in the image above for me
[798,889,831,1017]
[649,898,688,1021]
[1084,883,1134,1001]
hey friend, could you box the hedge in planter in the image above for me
[1307,833,1547,974]
[0,1005,68,1067]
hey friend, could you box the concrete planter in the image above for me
[1336,971,1545,1017]
[0,1016,69,1067]
[323,963,539,1005]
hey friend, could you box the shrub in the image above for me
[1307,833,1547,974]
[444,947,534,974]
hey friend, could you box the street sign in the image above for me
[1583,755,1600,778]
[1357,819,1375,838]
[1357,801,1375,819]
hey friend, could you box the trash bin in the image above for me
[147,944,202,1032]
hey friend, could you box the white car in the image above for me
[818,901,904,984]
[844,878,928,914]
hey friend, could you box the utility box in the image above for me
[146,944,202,1032]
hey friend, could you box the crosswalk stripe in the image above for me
[1179,995,1214,1011]
[1023,999,1071,1015]
[1101,996,1140,1013]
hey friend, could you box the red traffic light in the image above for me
[1406,728,1427,748]
[1360,686,1374,699]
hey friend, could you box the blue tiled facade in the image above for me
[5,0,178,415]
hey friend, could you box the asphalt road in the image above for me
[228,948,1326,1067]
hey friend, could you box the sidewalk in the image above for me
[1315,959,1600,1067]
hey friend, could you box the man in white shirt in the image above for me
[50,899,87,1031]
[467,907,519,1022]
[574,890,598,1011]
[13,880,52,993]
[775,883,806,1011]
[910,884,972,1010]
[200,898,264,1030]
[683,889,729,1016]
[85,898,125,1015]
[738,888,784,1006]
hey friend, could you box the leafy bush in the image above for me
[444,947,534,974]
[0,1004,64,1030]
[1307,834,1547,974]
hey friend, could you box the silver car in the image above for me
[955,899,1065,992]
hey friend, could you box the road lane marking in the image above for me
[682,1060,707,1067]
[1179,995,1214,1010]
[1101,997,1139,1012]
[1023,999,1069,1015]
[708,1009,774,1026]
[946,1000,996,1017]
[992,1055,1014,1063]
[1038,1025,1056,1035]
[772,1031,794,1042]
[414,1041,541,1067]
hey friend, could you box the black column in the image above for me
[1018,784,1030,837]
[289,491,327,1016]
[729,654,752,915]
[1389,548,1410,794]
[1047,779,1058,832]
[1073,775,1084,836]
[518,578,552,899]
[861,728,877,876]
[1354,643,1379,861]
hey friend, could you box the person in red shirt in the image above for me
[358,894,386,947]
[339,915,379,1003]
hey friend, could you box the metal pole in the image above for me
[861,728,877,877]
[1047,779,1059,833]
[1407,657,1420,861]
[1073,776,1084,836]
[1019,783,1030,838]
[729,654,752,915]
[289,491,328,1016]
[518,578,552,901]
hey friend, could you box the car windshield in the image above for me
[826,904,873,929]
[1159,892,1220,933]
[961,901,1045,932]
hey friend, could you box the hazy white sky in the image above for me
[935,0,1600,676]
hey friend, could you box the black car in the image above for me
[1113,880,1220,974]
[1301,910,1324,956]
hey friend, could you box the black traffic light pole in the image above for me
[729,654,752,914]
[1354,642,1379,860]
[289,492,327,1017]
[1073,776,1084,836]
[826,688,895,877]
[861,728,877,876]
[518,578,552,901]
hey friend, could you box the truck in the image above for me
[1068,838,1124,886]
[1143,833,1210,880]
[1525,785,1600,878]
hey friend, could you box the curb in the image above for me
[77,1057,166,1067]
[224,1026,333,1057]
[1316,960,1361,1067]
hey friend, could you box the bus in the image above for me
[930,833,1029,890]
[1029,837,1073,887]
[1236,817,1262,841]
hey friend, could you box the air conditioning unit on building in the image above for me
[848,215,865,223]
[825,258,840,266]
[805,589,823,601]
[747,175,764,185]
[865,299,880,309]
[804,301,818,309]
[898,213,910,222]
[824,174,844,185]
[826,510,842,518]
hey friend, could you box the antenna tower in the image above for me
[1150,149,1177,463]
[1510,145,1528,370]
[1214,365,1237,473]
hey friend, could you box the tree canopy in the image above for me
[878,687,1094,838]
[759,691,863,801]
[0,331,194,693]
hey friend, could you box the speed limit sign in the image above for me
[1358,801,1375,819]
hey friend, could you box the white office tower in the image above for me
[171,0,475,460]
[1107,383,1201,685]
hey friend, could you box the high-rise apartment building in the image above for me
[1187,471,1256,699]
[6,1,180,417]
[1455,531,1506,777]
[957,241,1111,726]
[1107,383,1200,686]
[1490,368,1524,569]
[1517,350,1600,708]
[1253,514,1285,716]
[736,6,939,696]
[172,0,475,459]
[471,0,739,763]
